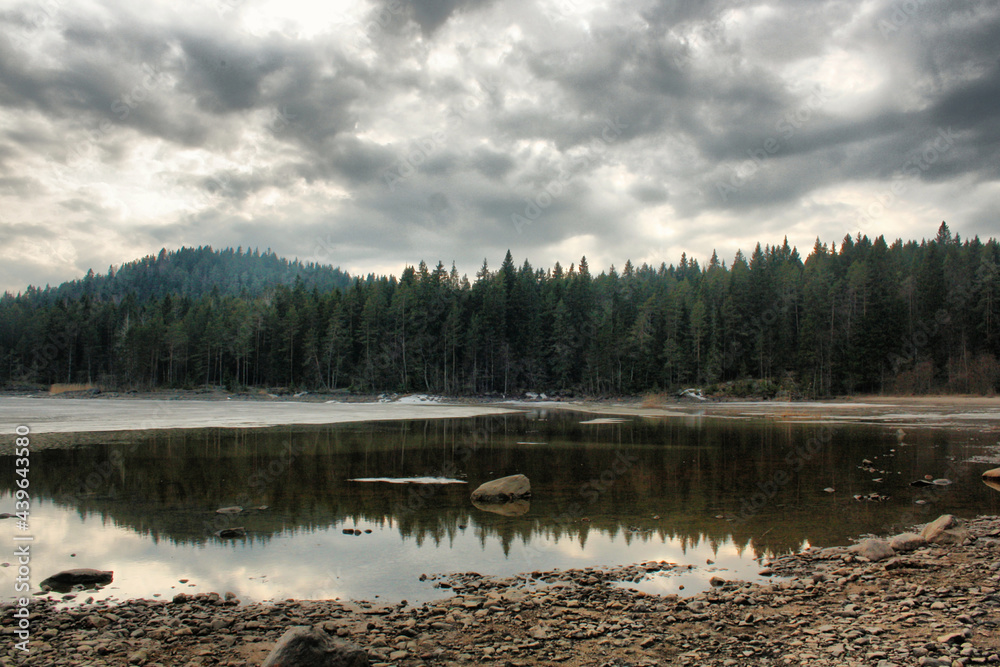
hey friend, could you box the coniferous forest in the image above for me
[2,223,999,397]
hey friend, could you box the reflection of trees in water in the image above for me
[7,413,998,559]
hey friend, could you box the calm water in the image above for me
[2,410,998,604]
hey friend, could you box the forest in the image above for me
[1,223,998,397]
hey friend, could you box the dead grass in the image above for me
[640,392,670,408]
[49,383,97,395]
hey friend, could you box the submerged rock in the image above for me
[983,468,1000,493]
[40,569,113,591]
[470,474,531,503]
[216,527,246,538]
[473,498,530,516]
[261,626,368,667]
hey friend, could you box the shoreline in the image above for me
[1,391,998,451]
[6,515,1000,666]
[3,393,999,664]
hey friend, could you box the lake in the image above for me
[3,409,998,605]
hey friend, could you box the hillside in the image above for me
[4,246,353,304]
[1,224,998,397]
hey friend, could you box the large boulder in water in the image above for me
[40,569,113,591]
[261,626,368,667]
[983,468,1000,493]
[921,514,970,545]
[473,498,530,516]
[471,474,531,503]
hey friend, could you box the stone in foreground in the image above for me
[261,626,369,667]
[889,532,927,552]
[849,538,895,562]
[40,568,113,591]
[470,474,531,503]
[921,514,970,545]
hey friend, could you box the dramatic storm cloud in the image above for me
[1,0,998,291]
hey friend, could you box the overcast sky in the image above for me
[1,0,998,293]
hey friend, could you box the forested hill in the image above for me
[2,223,999,397]
[4,246,353,304]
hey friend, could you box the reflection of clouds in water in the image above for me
[11,496,798,606]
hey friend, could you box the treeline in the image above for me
[1,223,999,396]
[14,245,353,305]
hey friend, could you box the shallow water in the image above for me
[2,410,998,605]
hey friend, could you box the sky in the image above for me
[1,0,998,293]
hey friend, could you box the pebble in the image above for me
[4,516,1000,666]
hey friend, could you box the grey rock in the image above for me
[40,568,114,591]
[471,498,530,516]
[261,626,369,667]
[216,527,246,538]
[890,533,928,552]
[983,468,1000,493]
[921,515,970,545]
[849,539,895,562]
[470,474,531,503]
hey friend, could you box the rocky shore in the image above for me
[4,515,1000,667]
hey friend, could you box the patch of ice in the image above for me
[347,477,467,484]
[580,418,629,424]
[394,394,444,404]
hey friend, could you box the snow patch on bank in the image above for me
[348,477,467,484]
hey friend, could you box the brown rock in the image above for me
[889,533,927,552]
[849,539,895,562]
[261,626,369,667]
[40,569,114,590]
[983,468,1000,493]
[470,474,531,503]
[921,515,970,545]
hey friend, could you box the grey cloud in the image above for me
[0,0,998,294]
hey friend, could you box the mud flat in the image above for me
[5,516,1000,666]
[519,395,1000,429]
[0,397,519,452]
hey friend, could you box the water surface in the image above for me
[2,410,997,604]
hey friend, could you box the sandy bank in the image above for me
[522,395,1000,427]
[1,391,998,448]
[0,396,520,450]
